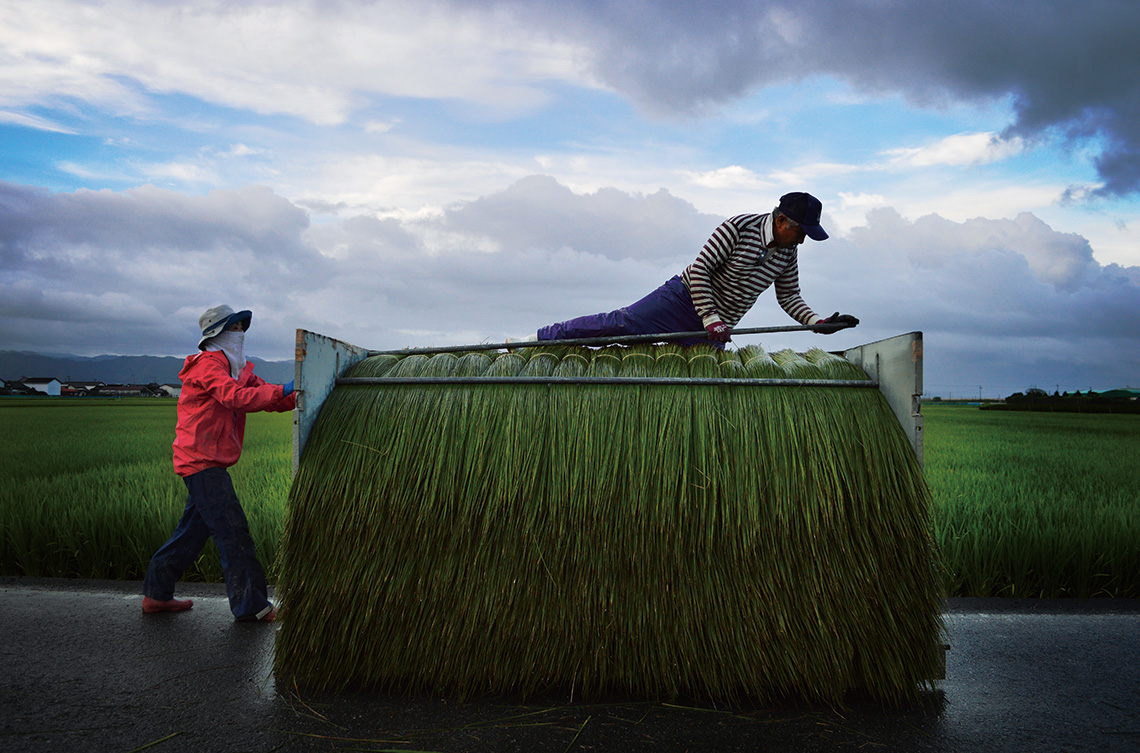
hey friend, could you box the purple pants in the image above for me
[538,276,719,347]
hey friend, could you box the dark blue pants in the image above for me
[538,276,720,347]
[143,467,271,620]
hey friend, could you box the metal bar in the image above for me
[366,322,854,357]
[336,376,878,388]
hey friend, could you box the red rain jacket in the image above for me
[172,350,295,477]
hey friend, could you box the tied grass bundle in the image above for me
[276,344,943,705]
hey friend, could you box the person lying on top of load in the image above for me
[519,192,858,348]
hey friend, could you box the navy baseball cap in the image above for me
[777,192,828,241]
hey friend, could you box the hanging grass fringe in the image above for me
[276,343,943,705]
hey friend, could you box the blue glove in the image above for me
[282,380,294,397]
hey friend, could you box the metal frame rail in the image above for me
[337,376,878,388]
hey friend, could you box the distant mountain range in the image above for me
[0,351,295,386]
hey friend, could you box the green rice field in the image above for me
[1,398,1137,597]
[924,404,1140,598]
[0,398,291,582]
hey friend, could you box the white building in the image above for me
[22,377,62,396]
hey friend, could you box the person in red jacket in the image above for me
[142,305,295,621]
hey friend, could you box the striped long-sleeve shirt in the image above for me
[681,213,821,328]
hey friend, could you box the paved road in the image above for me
[2,577,1138,752]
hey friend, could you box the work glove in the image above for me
[282,380,294,397]
[705,321,732,342]
[812,312,860,334]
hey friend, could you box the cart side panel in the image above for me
[292,329,369,476]
[844,332,924,466]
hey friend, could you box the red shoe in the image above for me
[142,596,194,614]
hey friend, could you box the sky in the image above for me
[2,0,1139,398]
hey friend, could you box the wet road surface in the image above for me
[2,577,1138,752]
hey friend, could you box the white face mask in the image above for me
[204,329,246,379]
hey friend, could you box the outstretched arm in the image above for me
[773,252,820,325]
[188,355,295,412]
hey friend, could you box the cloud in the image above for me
[0,110,77,134]
[476,0,1140,195]
[223,144,263,158]
[0,182,331,356]
[367,181,1140,393]
[291,152,537,219]
[364,120,401,135]
[2,177,1137,394]
[884,132,1025,167]
[0,176,711,355]
[138,161,218,184]
[5,0,1139,201]
[0,0,591,125]
[682,166,767,190]
[791,207,1140,393]
[838,192,887,212]
[430,174,714,263]
[769,162,861,184]
[893,211,1102,291]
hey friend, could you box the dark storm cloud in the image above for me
[320,176,1139,392]
[0,181,332,357]
[3,176,1137,393]
[0,182,320,275]
[479,0,1140,195]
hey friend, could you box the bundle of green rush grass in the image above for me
[275,343,943,705]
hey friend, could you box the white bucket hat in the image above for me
[198,305,252,350]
